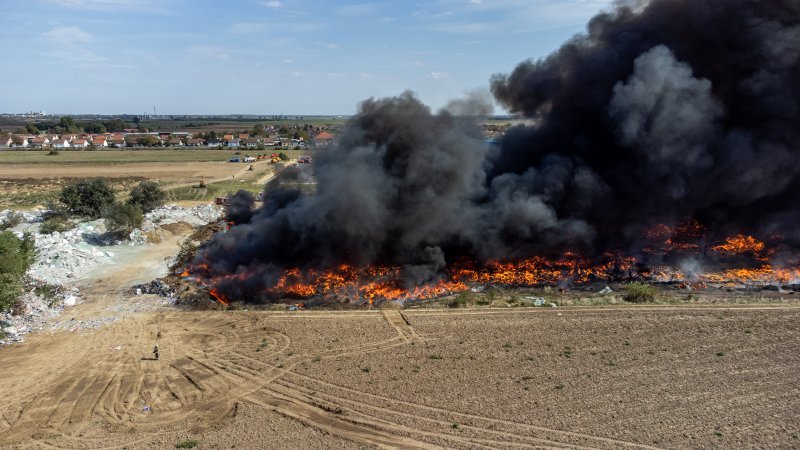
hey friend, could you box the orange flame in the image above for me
[209,288,230,306]
[176,226,800,304]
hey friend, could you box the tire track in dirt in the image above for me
[9,304,763,448]
[273,372,659,449]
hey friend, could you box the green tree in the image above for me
[60,179,116,218]
[127,181,166,213]
[26,124,40,134]
[105,203,144,238]
[293,130,310,141]
[59,116,79,133]
[0,231,35,312]
[103,119,127,132]
[252,124,266,136]
[104,203,143,238]
[84,122,107,133]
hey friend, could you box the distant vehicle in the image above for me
[244,156,256,162]
[298,156,312,163]
[229,157,241,163]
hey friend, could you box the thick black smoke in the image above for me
[201,0,800,300]
[490,0,800,251]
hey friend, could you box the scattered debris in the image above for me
[0,280,77,346]
[133,280,175,300]
[524,296,547,307]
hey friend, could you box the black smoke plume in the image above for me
[199,0,800,301]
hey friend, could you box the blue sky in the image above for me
[0,0,612,115]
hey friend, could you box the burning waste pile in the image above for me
[182,0,800,306]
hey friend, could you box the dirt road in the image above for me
[1,239,799,448]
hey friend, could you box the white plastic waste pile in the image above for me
[143,204,223,229]
[129,204,223,245]
[28,220,115,285]
[2,204,223,345]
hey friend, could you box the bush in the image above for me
[40,216,73,235]
[48,149,59,155]
[278,152,288,161]
[175,440,198,449]
[128,180,166,213]
[60,179,116,218]
[623,282,658,303]
[0,212,24,231]
[0,231,35,312]
[43,200,71,221]
[104,203,143,238]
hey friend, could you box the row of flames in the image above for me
[182,223,800,305]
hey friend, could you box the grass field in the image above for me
[170,180,265,202]
[0,149,248,164]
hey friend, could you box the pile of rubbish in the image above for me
[0,280,79,346]
[130,204,222,245]
[133,279,175,299]
[0,204,224,346]
[30,220,115,285]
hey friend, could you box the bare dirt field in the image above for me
[0,150,305,207]
[1,284,798,448]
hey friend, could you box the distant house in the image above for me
[207,138,223,147]
[1,136,13,148]
[109,136,126,148]
[29,136,50,148]
[167,137,184,147]
[223,134,235,141]
[187,138,206,147]
[92,136,108,147]
[71,138,89,148]
[314,131,334,148]
[238,133,249,140]
[12,136,29,148]
[51,138,71,149]
[243,138,260,148]
[226,138,240,148]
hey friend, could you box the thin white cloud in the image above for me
[337,3,377,17]
[231,22,270,34]
[316,41,339,49]
[261,0,282,8]
[412,9,454,19]
[431,22,499,33]
[44,26,92,44]
[43,0,167,12]
[427,72,450,79]
[40,26,135,69]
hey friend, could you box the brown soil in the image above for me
[1,290,798,448]
[0,162,241,182]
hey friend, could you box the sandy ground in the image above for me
[0,236,799,448]
[0,162,242,183]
